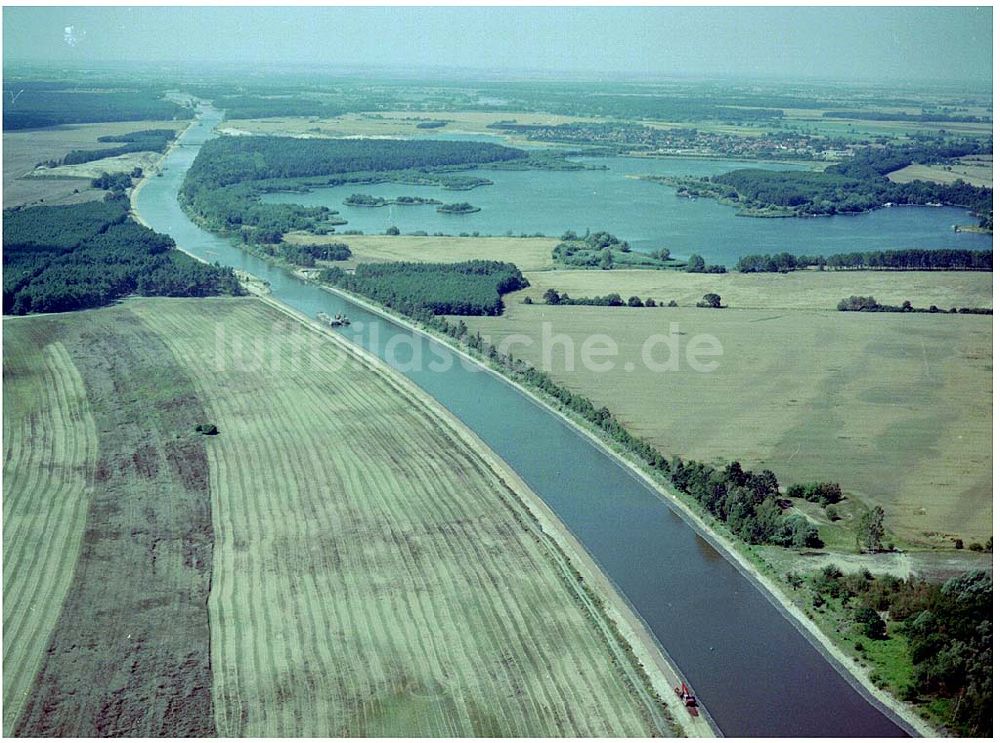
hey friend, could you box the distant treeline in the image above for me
[320,260,528,316]
[736,249,992,273]
[3,198,243,314]
[44,129,178,167]
[3,83,191,130]
[823,110,990,124]
[836,296,991,315]
[181,136,527,243]
[214,95,346,120]
[486,90,784,123]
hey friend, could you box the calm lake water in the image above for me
[263,153,991,264]
[135,107,910,737]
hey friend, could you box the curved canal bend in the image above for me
[135,107,910,737]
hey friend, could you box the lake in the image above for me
[262,154,991,264]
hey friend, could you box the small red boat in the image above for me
[674,682,699,717]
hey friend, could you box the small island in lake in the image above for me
[436,201,481,214]
[343,193,443,208]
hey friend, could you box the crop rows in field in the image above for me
[138,298,670,737]
[2,329,97,734]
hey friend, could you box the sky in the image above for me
[2,6,993,84]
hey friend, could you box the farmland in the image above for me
[2,297,684,737]
[3,120,186,207]
[460,303,992,546]
[508,268,994,311]
[284,232,557,271]
[888,155,993,189]
[220,110,597,144]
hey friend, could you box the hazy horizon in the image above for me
[3,6,993,85]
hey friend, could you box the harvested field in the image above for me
[3,120,185,207]
[5,310,215,736]
[3,297,678,737]
[2,331,97,734]
[284,232,557,271]
[461,304,993,545]
[510,268,993,311]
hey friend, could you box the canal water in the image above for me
[135,107,910,737]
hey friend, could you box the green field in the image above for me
[2,297,682,737]
[509,269,994,311]
[285,232,557,271]
[888,156,993,189]
[461,304,992,546]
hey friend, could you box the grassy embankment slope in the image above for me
[3,120,187,208]
[3,297,688,737]
[461,289,992,548]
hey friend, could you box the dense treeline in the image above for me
[671,460,821,548]
[2,199,129,251]
[214,95,346,120]
[3,83,191,130]
[274,241,351,267]
[45,129,177,167]
[684,141,993,223]
[181,136,527,242]
[185,136,527,189]
[823,110,990,124]
[836,296,991,314]
[91,171,137,192]
[3,198,243,314]
[737,249,992,273]
[804,567,991,736]
[319,260,528,316]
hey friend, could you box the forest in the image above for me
[736,248,992,273]
[672,140,993,224]
[3,198,242,314]
[2,82,191,130]
[319,260,528,316]
[804,567,991,736]
[181,136,528,242]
